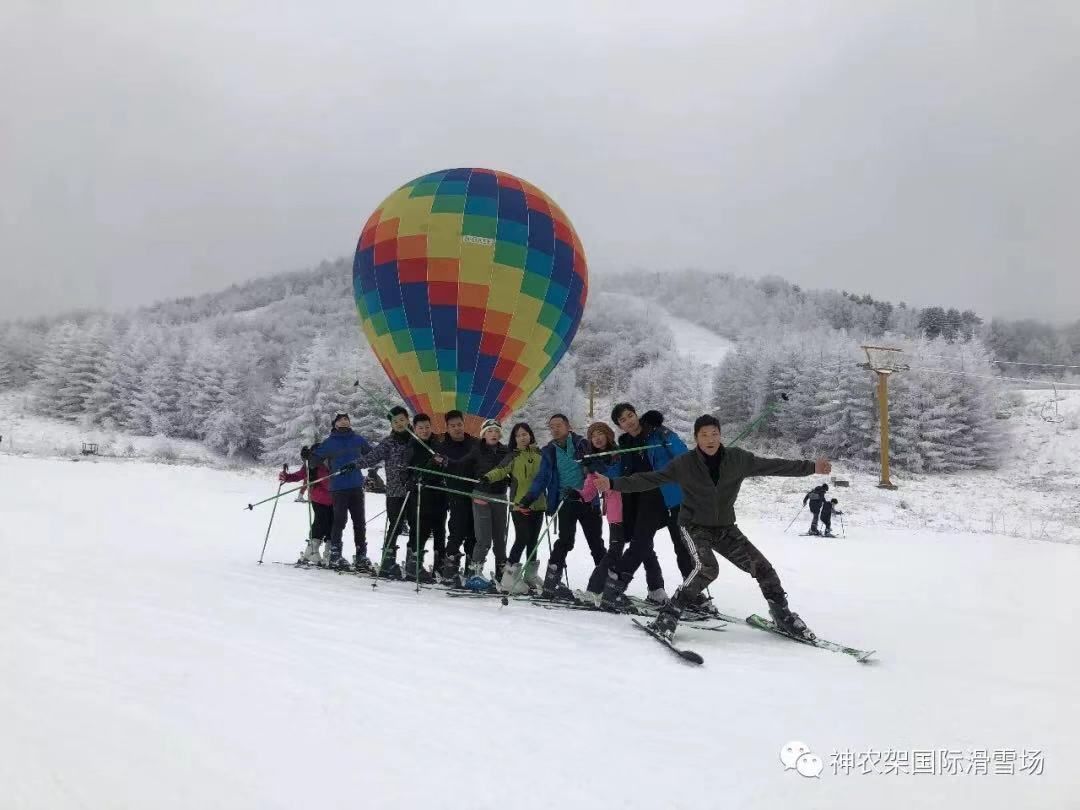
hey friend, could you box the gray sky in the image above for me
[2,0,1078,322]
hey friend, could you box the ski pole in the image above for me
[580,445,661,461]
[257,464,288,564]
[245,466,345,510]
[373,492,412,584]
[840,514,846,538]
[728,393,788,447]
[352,378,439,458]
[783,503,803,534]
[407,466,479,486]
[421,483,516,507]
[366,508,386,525]
[415,483,423,593]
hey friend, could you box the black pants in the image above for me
[409,491,447,560]
[381,494,411,565]
[821,513,832,533]
[444,494,475,561]
[586,524,665,593]
[330,489,366,558]
[614,490,670,583]
[809,503,822,532]
[676,523,786,606]
[311,502,333,542]
[508,510,545,564]
[549,499,606,568]
[665,506,694,579]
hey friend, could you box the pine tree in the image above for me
[33,323,82,414]
[511,354,585,431]
[129,351,183,436]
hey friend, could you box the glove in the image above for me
[300,446,312,461]
[339,462,357,474]
[278,472,288,483]
[564,489,582,502]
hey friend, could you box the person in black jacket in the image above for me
[436,410,476,581]
[597,414,831,641]
[820,498,842,538]
[803,483,829,536]
[404,413,446,582]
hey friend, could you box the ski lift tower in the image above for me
[859,345,908,490]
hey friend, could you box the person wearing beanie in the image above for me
[596,413,832,642]
[308,413,374,570]
[279,445,335,565]
[599,403,691,612]
[802,482,830,536]
[353,406,416,579]
[446,419,510,591]
[518,413,606,600]
[820,497,843,538]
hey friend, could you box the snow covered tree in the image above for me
[32,322,82,415]
[129,348,184,436]
[624,355,708,439]
[511,353,586,432]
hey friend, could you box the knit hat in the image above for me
[480,419,503,437]
[332,413,350,427]
[585,421,616,449]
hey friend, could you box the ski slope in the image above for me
[1,454,1074,810]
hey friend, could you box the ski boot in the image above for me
[807,527,821,537]
[600,570,633,612]
[768,601,816,641]
[404,551,435,584]
[822,530,835,538]
[541,563,574,601]
[353,554,373,573]
[682,591,720,620]
[297,537,319,565]
[522,559,544,592]
[329,551,351,570]
[648,600,682,640]
[439,552,462,585]
[500,563,530,595]
[463,560,492,592]
[573,589,602,608]
[377,546,403,579]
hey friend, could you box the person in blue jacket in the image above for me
[309,413,374,570]
[599,403,690,609]
[518,413,606,599]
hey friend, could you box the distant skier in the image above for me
[404,413,447,582]
[482,422,546,595]
[803,483,830,536]
[435,410,476,582]
[354,405,417,578]
[279,446,334,564]
[309,414,374,570]
[518,414,606,600]
[596,414,831,642]
[820,498,843,538]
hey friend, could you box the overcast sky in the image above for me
[2,0,1077,322]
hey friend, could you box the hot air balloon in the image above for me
[353,168,588,435]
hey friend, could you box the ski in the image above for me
[631,618,704,665]
[537,601,727,631]
[745,614,875,663]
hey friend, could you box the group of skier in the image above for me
[281,402,833,642]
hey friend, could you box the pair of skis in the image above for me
[634,612,875,667]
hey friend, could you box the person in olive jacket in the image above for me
[596,414,831,642]
[483,422,546,595]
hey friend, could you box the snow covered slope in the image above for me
[1,455,1074,810]
[606,291,734,366]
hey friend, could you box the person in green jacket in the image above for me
[596,414,831,642]
[484,422,547,594]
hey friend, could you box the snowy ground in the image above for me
[606,291,735,367]
[2,454,1075,809]
[0,391,227,467]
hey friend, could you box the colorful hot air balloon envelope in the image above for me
[353,168,588,435]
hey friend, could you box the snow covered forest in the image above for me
[0,261,1075,472]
